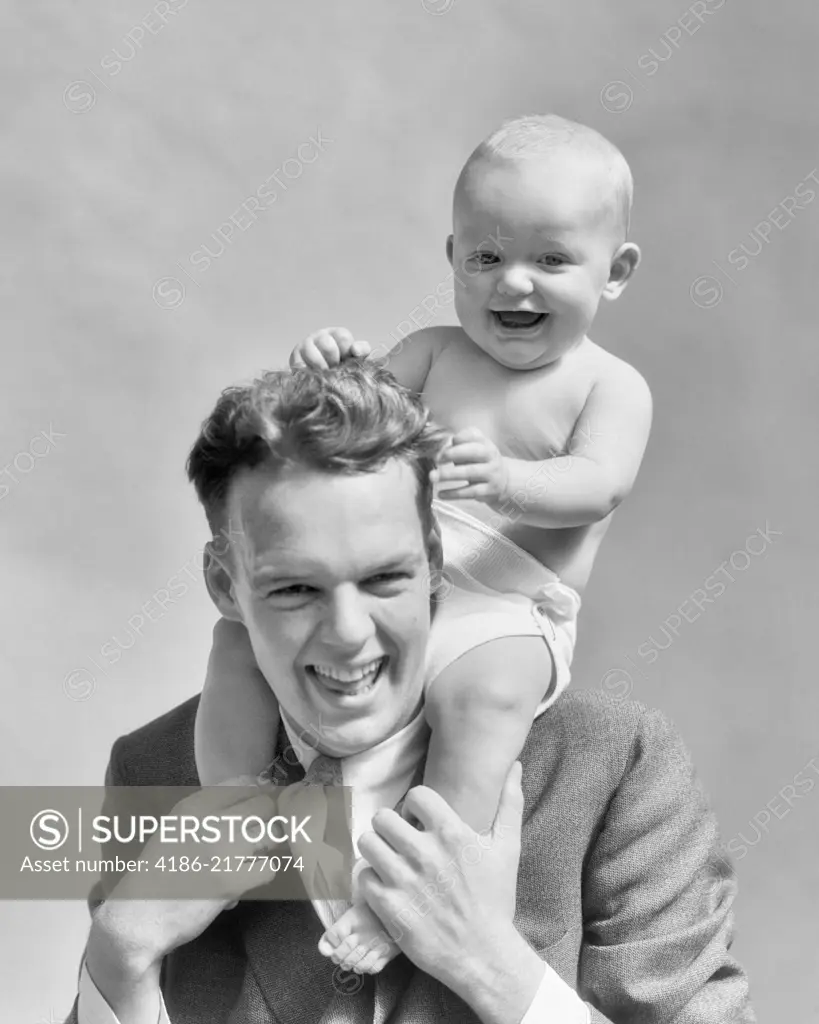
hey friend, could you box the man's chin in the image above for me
[303,710,396,758]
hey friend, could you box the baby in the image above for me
[195,113,652,974]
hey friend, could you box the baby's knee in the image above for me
[428,639,551,725]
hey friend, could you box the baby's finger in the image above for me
[433,483,489,502]
[434,477,472,494]
[450,426,486,444]
[324,327,356,350]
[299,338,331,369]
[350,340,372,360]
[438,442,490,465]
[313,334,343,366]
[435,462,488,484]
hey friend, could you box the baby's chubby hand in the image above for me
[431,426,510,507]
[290,327,372,370]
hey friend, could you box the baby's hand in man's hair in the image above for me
[290,327,371,369]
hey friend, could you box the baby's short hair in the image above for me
[461,113,634,241]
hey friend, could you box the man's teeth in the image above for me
[312,658,383,688]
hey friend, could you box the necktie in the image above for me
[303,755,376,1024]
[301,754,354,918]
[303,752,343,786]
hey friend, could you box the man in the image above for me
[65,361,754,1023]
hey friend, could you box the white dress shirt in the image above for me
[78,709,588,1023]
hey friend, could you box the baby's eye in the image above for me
[467,251,500,267]
[539,254,568,267]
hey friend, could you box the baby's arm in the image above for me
[290,326,444,395]
[437,358,652,528]
[194,618,280,786]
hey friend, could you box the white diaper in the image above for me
[426,500,581,716]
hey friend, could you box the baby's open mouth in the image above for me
[492,310,548,330]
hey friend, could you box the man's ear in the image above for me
[602,242,641,301]
[426,514,445,621]
[427,514,443,576]
[445,234,454,266]
[204,540,244,623]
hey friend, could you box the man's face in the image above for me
[221,459,432,757]
[449,155,621,370]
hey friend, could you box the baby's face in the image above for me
[449,155,624,370]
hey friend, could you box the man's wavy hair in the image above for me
[187,360,448,566]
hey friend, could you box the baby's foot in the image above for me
[318,901,398,974]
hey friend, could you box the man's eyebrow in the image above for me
[250,552,424,582]
[365,553,426,573]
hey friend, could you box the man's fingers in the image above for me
[358,827,412,885]
[368,808,424,862]
[401,785,468,841]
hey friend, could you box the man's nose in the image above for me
[319,587,375,649]
[496,264,534,297]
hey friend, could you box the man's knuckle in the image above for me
[439,822,462,847]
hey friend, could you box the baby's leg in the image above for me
[423,634,552,833]
[194,618,280,786]
[327,635,551,974]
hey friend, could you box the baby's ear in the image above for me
[604,243,641,301]
[445,234,455,266]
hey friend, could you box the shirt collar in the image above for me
[280,707,429,845]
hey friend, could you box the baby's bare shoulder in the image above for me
[422,324,469,350]
[396,324,465,360]
[582,339,651,395]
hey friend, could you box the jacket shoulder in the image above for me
[525,690,680,793]
[109,694,200,786]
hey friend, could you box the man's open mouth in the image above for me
[308,657,387,700]
[492,310,548,331]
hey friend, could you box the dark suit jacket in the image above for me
[65,691,754,1023]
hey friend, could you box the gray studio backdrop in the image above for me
[1,1,817,1020]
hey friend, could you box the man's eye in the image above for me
[540,254,568,267]
[366,572,409,588]
[268,585,315,598]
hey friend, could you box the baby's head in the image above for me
[448,114,640,370]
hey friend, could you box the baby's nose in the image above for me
[496,266,534,295]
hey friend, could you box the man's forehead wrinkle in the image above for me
[225,459,428,581]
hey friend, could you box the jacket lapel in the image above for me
[242,896,341,1023]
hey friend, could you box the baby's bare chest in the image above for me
[422,343,592,459]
